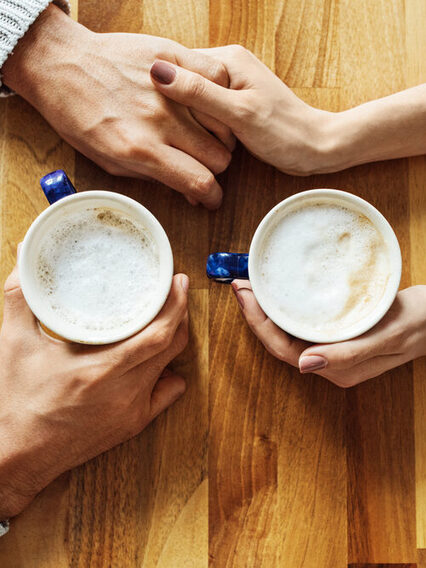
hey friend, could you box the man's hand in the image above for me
[2,5,235,209]
[0,260,189,519]
[231,281,426,388]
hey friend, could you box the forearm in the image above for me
[323,84,426,171]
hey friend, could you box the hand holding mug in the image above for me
[207,189,411,387]
[0,259,189,520]
[231,282,426,387]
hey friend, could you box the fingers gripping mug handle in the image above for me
[40,169,77,204]
[206,253,249,283]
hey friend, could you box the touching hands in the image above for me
[151,46,426,175]
[2,5,235,209]
[231,281,426,388]
[150,45,335,176]
[0,261,189,519]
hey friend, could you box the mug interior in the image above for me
[19,191,173,344]
[248,189,402,343]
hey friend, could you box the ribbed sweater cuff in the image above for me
[0,0,70,94]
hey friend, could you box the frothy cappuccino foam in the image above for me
[35,207,160,334]
[257,202,390,336]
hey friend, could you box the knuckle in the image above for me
[128,409,147,437]
[325,372,355,389]
[114,133,154,163]
[214,149,232,173]
[102,162,123,176]
[188,171,216,197]
[337,346,360,368]
[234,94,258,121]
[174,323,189,354]
[150,324,174,351]
[185,75,207,99]
[209,61,228,87]
[229,44,250,58]
[388,323,408,349]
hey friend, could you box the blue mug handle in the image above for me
[206,252,249,283]
[40,169,76,205]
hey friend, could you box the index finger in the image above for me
[174,44,230,87]
[150,60,239,128]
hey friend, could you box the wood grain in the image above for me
[406,0,426,552]
[0,0,424,567]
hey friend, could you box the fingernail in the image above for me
[231,283,245,311]
[299,355,328,374]
[151,61,176,85]
[180,274,189,292]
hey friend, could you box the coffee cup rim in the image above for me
[19,190,173,344]
[248,188,402,343]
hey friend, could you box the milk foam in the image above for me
[257,202,390,335]
[36,207,160,333]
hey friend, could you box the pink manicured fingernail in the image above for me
[180,274,189,292]
[299,355,328,374]
[231,283,245,310]
[151,61,176,85]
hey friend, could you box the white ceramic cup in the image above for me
[207,189,402,343]
[19,190,173,344]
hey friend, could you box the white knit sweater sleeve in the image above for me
[0,0,70,94]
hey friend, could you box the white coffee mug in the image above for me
[19,170,173,344]
[207,189,402,343]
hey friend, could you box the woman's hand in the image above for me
[2,5,235,209]
[231,281,426,388]
[151,45,426,175]
[150,45,335,176]
[0,261,189,519]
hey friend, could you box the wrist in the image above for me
[305,109,366,174]
[2,4,90,104]
[0,415,59,518]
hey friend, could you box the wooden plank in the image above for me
[419,549,426,568]
[0,40,76,568]
[208,96,346,568]
[349,564,417,568]
[405,0,426,551]
[65,289,208,567]
[337,0,416,563]
[72,2,210,566]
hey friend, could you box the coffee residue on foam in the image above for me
[35,207,160,334]
[257,202,391,334]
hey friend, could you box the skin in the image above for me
[150,46,426,385]
[150,45,426,175]
[231,281,426,387]
[0,260,189,520]
[2,5,236,209]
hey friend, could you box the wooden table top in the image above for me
[0,1,425,567]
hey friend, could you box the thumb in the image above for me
[149,369,186,421]
[298,337,380,374]
[150,60,239,128]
